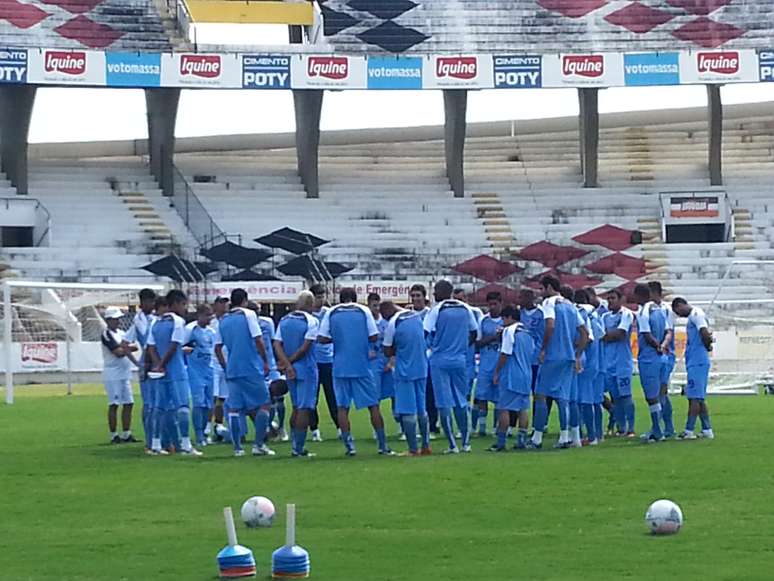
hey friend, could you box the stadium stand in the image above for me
[0,0,178,50]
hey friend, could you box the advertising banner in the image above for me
[493,55,542,88]
[190,281,305,303]
[20,342,62,370]
[367,56,422,89]
[291,55,367,89]
[669,196,720,219]
[160,53,241,88]
[0,48,27,84]
[422,55,494,89]
[332,281,429,302]
[241,54,291,89]
[543,53,624,87]
[759,50,774,82]
[105,52,161,87]
[28,49,106,85]
[678,50,758,84]
[624,52,680,86]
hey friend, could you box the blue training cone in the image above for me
[217,506,257,578]
[272,504,310,579]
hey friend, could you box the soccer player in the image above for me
[273,290,319,457]
[367,292,396,412]
[214,288,274,457]
[424,281,479,453]
[601,289,635,437]
[310,283,338,441]
[147,290,202,456]
[318,287,393,456]
[123,288,156,450]
[518,288,544,427]
[672,297,715,440]
[453,287,483,403]
[184,304,216,448]
[530,275,588,449]
[101,306,139,444]
[574,289,603,445]
[409,284,437,436]
[250,302,287,442]
[210,296,230,441]
[634,284,668,442]
[382,301,431,456]
[561,285,587,448]
[586,286,609,316]
[491,306,534,451]
[649,281,676,438]
[474,291,504,437]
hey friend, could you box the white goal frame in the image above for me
[3,280,165,405]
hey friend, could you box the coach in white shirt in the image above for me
[101,306,139,444]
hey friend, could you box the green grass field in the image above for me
[2,384,774,581]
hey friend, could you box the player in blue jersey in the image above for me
[410,284,437,437]
[491,306,534,451]
[381,301,431,456]
[215,288,274,457]
[672,297,715,440]
[601,289,636,437]
[424,281,480,453]
[123,288,157,451]
[586,286,609,317]
[210,296,230,442]
[574,289,604,445]
[454,288,483,404]
[310,284,338,442]
[319,287,393,456]
[368,293,397,429]
[274,290,319,457]
[560,285,587,448]
[147,290,202,456]
[633,284,668,442]
[183,304,215,448]
[249,302,288,443]
[517,288,544,431]
[474,291,504,437]
[530,276,589,449]
[649,281,676,438]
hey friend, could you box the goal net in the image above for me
[2,281,165,404]
[682,260,774,395]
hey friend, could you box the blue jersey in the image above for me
[370,316,390,371]
[500,323,534,395]
[655,301,676,360]
[636,302,668,364]
[148,313,187,380]
[520,307,544,365]
[125,311,155,366]
[319,303,378,378]
[581,305,603,374]
[312,307,333,364]
[259,316,278,378]
[383,310,428,381]
[601,308,634,377]
[185,322,215,382]
[275,311,319,380]
[542,297,583,362]
[423,299,480,368]
[595,298,609,317]
[216,308,264,380]
[478,314,503,375]
[685,307,711,367]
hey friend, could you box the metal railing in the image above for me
[170,165,227,249]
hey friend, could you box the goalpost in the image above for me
[2,280,165,405]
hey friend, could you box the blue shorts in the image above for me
[594,372,605,404]
[334,375,379,410]
[498,389,530,412]
[577,368,597,405]
[605,374,632,398]
[376,369,395,400]
[155,378,190,411]
[226,375,269,412]
[394,378,427,416]
[638,360,662,400]
[139,378,152,407]
[289,376,317,410]
[429,363,469,409]
[475,370,497,402]
[661,357,675,388]
[686,364,710,400]
[536,360,574,400]
[189,375,214,409]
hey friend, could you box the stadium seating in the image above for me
[0,0,176,50]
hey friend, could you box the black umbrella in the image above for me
[142,255,204,283]
[193,261,220,276]
[255,227,329,255]
[200,241,272,269]
[278,255,351,281]
[222,270,280,282]
[325,261,354,277]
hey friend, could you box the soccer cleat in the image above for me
[398,433,407,441]
[378,448,397,456]
[180,447,203,457]
[512,441,527,450]
[487,444,506,452]
[345,449,357,457]
[454,431,462,439]
[587,439,599,446]
[643,433,664,444]
[165,446,176,455]
[252,445,276,456]
[311,429,323,442]
[292,449,316,458]
[428,431,438,440]
[111,435,121,445]
[525,440,542,450]
[278,429,289,442]
[398,450,421,457]
[625,431,637,439]
[443,447,460,455]
[234,449,246,457]
[206,435,213,445]
[121,435,139,443]
[420,447,432,456]
[461,444,472,453]
[144,447,154,456]
[678,430,698,440]
[700,429,715,440]
[553,440,571,449]
[196,440,208,448]
[568,441,583,449]
[150,448,169,456]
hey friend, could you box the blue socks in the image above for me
[228,413,242,452]
[341,430,355,453]
[569,401,580,429]
[276,399,286,431]
[533,399,548,434]
[686,413,698,432]
[581,403,595,441]
[700,412,712,431]
[615,396,634,433]
[625,397,636,433]
[556,399,569,431]
[470,406,480,433]
[418,414,430,450]
[516,428,528,448]
[660,393,674,435]
[192,407,207,443]
[593,403,603,441]
[142,404,152,448]
[401,415,418,453]
[453,406,470,447]
[375,428,388,452]
[439,408,456,449]
[496,430,507,449]
[649,403,664,439]
[292,428,307,455]
[252,409,270,448]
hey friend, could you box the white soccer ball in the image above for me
[241,496,276,528]
[645,499,683,535]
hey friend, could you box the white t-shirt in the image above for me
[101,327,133,382]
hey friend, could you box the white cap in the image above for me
[104,306,123,320]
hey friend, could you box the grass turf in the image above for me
[1,384,774,580]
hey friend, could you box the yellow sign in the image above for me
[183,0,314,25]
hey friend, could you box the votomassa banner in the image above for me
[106,52,161,87]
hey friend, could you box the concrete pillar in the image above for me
[444,90,467,198]
[578,88,599,188]
[0,85,36,195]
[293,89,324,198]
[707,84,723,186]
[145,88,180,196]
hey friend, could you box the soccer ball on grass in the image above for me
[645,499,683,535]
[241,496,276,528]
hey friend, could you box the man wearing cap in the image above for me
[101,306,139,444]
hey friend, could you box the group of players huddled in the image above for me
[99,274,715,457]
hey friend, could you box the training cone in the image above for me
[217,506,257,578]
[272,504,310,579]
